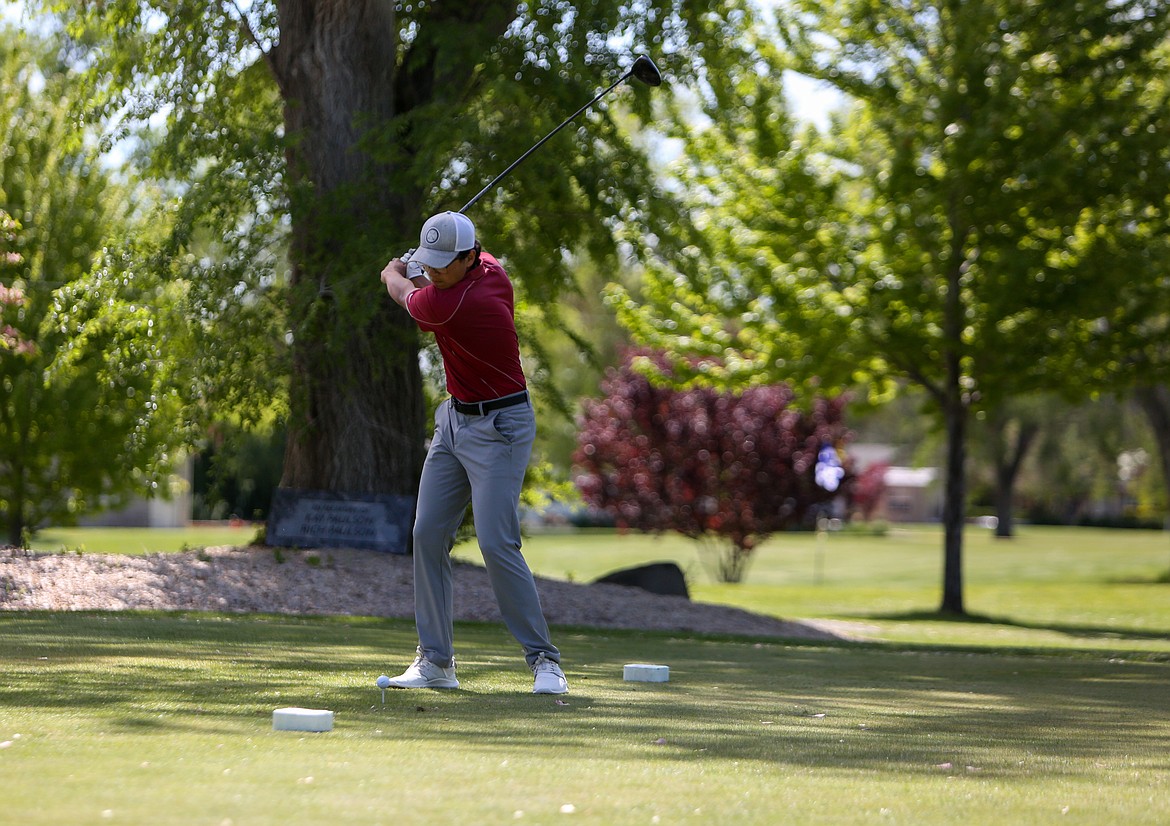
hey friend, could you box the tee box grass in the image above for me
[1,613,1168,825]
[10,523,1170,823]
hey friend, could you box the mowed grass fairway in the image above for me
[1,614,1168,825]
[472,525,1170,653]
[9,524,1170,823]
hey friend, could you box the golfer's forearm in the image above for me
[383,274,416,309]
[381,259,421,309]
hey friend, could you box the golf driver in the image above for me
[401,54,662,271]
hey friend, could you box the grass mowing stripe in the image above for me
[2,613,1168,824]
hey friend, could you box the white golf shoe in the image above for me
[385,648,459,689]
[532,652,568,695]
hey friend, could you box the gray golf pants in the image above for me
[412,398,559,669]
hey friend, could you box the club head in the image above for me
[630,55,663,87]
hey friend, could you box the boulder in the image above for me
[594,562,689,599]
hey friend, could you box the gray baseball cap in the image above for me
[412,211,476,268]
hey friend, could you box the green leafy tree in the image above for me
[529,254,637,476]
[0,28,186,544]
[1078,180,1170,528]
[193,417,286,521]
[41,0,762,506]
[617,3,1170,614]
[1015,394,1161,525]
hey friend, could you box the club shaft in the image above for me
[459,70,634,214]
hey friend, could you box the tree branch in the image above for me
[226,0,288,97]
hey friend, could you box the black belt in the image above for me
[451,391,529,416]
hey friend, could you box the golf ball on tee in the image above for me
[375,675,391,689]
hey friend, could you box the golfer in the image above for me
[379,211,568,695]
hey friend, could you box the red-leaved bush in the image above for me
[574,350,851,582]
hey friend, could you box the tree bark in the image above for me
[989,411,1040,538]
[940,215,968,616]
[267,1,517,497]
[271,0,425,496]
[940,392,966,615]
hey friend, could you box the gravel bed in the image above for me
[0,545,842,641]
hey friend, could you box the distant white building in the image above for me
[847,444,941,523]
[880,466,941,522]
[78,457,193,528]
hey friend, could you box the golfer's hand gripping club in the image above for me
[399,248,426,281]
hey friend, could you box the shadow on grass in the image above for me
[4,612,1170,777]
[367,637,1170,777]
[1109,570,1170,585]
[861,609,1170,643]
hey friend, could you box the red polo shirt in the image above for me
[405,251,527,402]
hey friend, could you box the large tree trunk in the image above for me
[268,1,514,497]
[273,0,425,495]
